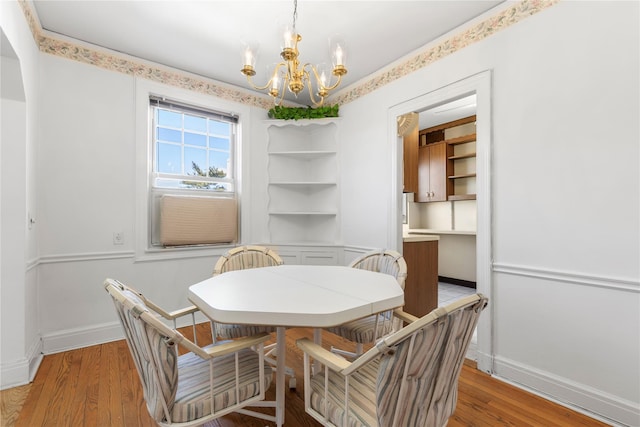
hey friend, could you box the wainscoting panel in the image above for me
[491,263,639,426]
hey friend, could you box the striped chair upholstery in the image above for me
[105,278,273,426]
[326,250,408,357]
[212,245,284,340]
[298,294,488,427]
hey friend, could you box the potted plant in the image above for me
[267,104,339,120]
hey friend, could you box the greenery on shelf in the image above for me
[268,104,339,120]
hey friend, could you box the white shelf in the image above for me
[269,182,336,186]
[264,118,341,128]
[407,228,476,236]
[266,120,339,245]
[269,211,337,215]
[269,151,336,159]
[268,214,338,244]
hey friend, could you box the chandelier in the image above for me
[240,0,347,107]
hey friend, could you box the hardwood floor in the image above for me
[2,323,609,427]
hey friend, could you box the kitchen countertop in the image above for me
[406,228,476,236]
[402,232,440,242]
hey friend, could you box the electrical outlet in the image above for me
[113,232,124,245]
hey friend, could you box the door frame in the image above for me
[388,70,493,373]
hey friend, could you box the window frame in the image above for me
[135,78,251,261]
[150,96,237,192]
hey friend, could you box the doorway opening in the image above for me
[389,71,493,373]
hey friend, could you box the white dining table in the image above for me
[188,264,404,427]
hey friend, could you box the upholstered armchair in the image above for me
[298,293,488,427]
[105,278,274,426]
[211,245,296,388]
[326,249,408,357]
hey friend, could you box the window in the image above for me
[150,96,237,191]
[148,96,239,248]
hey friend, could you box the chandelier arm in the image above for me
[302,63,343,92]
[305,77,325,107]
[244,74,273,91]
[273,83,287,106]
[304,63,324,87]
[244,63,288,91]
[272,71,289,106]
[321,73,344,91]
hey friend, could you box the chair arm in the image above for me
[205,332,272,358]
[296,338,351,372]
[393,308,419,324]
[164,305,200,320]
[144,299,200,320]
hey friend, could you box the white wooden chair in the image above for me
[297,293,488,427]
[326,249,408,357]
[104,278,275,426]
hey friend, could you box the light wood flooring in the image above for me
[1,324,609,427]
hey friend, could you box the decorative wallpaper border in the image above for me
[331,0,560,105]
[19,0,558,110]
[18,0,274,110]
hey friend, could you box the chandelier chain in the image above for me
[292,0,298,33]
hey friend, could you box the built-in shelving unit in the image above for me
[266,119,340,245]
[446,132,476,200]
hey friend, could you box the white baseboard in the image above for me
[40,316,208,355]
[1,335,43,390]
[493,355,639,427]
[42,321,124,355]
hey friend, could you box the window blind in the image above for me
[149,95,238,123]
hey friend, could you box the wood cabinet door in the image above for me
[417,142,447,202]
[428,142,448,202]
[416,145,431,202]
[403,125,419,193]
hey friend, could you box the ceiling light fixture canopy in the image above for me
[240,0,347,107]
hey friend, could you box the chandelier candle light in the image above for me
[240,0,347,107]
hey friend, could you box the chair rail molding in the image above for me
[493,262,640,292]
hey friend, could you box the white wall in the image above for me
[35,54,272,350]
[1,2,41,388]
[338,2,639,425]
[2,1,638,425]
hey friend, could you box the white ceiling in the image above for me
[32,0,504,109]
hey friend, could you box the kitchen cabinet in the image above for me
[416,115,477,202]
[402,122,419,193]
[416,141,448,202]
[403,236,439,317]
